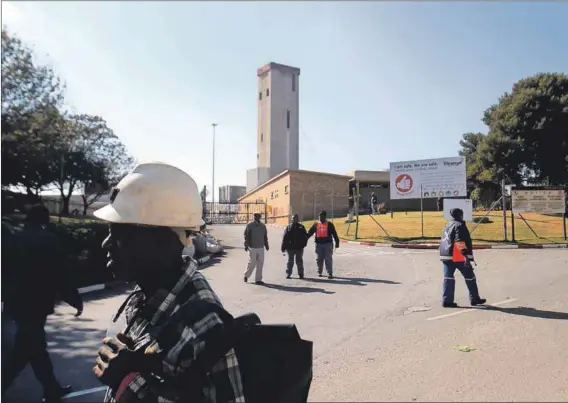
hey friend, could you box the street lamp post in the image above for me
[211,123,218,221]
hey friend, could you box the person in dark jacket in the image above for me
[281,214,308,279]
[370,192,378,214]
[439,208,486,308]
[2,205,83,402]
[307,211,340,279]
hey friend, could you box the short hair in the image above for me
[319,210,327,216]
[25,204,50,226]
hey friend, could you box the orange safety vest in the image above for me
[452,241,467,263]
[316,222,329,238]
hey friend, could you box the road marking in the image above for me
[426,298,519,321]
[78,284,105,294]
[62,386,107,399]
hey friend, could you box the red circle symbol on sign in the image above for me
[395,174,413,193]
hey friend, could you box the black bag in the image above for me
[152,300,313,403]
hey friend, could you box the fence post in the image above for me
[354,181,360,240]
[301,193,305,221]
[313,190,317,221]
[331,192,334,223]
[501,179,508,241]
[510,200,516,243]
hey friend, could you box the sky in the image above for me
[2,1,567,200]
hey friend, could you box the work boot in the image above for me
[286,274,291,279]
[299,274,305,279]
[328,273,333,279]
[43,385,72,403]
[442,302,458,308]
[318,271,323,277]
[471,298,487,306]
[255,280,265,285]
[243,276,248,283]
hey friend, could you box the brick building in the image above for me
[238,169,351,225]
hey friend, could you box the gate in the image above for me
[205,201,267,224]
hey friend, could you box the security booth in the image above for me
[348,170,390,214]
[348,170,438,213]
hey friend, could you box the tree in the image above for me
[1,28,67,194]
[53,114,133,215]
[482,73,568,185]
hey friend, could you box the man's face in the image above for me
[319,213,326,222]
[101,224,160,281]
[292,214,299,224]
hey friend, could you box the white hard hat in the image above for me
[94,162,202,229]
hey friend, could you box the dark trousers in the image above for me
[315,242,334,275]
[442,261,480,304]
[2,316,61,397]
[286,249,305,276]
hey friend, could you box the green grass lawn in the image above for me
[305,211,567,245]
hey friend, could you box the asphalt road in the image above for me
[3,224,567,402]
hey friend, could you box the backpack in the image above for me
[150,300,313,403]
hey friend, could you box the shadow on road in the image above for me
[262,283,335,295]
[80,283,133,303]
[484,306,568,320]
[2,315,106,403]
[304,276,401,287]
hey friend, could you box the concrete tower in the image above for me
[247,62,300,191]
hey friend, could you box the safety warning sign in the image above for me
[389,157,467,200]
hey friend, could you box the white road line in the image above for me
[62,386,108,399]
[78,284,105,294]
[426,298,519,321]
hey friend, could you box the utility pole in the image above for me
[501,178,508,241]
[211,123,218,211]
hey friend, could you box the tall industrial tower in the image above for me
[247,62,300,191]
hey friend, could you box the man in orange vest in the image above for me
[439,208,486,308]
[307,211,340,279]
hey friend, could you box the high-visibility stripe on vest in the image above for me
[452,241,466,263]
[316,222,328,238]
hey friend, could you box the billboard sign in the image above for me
[511,188,565,214]
[443,199,473,221]
[389,157,467,200]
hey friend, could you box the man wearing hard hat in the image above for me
[91,162,245,403]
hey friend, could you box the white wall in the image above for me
[256,63,300,176]
[268,67,300,173]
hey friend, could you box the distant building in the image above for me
[247,62,301,191]
[218,185,246,204]
[239,169,351,225]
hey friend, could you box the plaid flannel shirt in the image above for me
[104,259,245,403]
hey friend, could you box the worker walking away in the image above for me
[281,214,308,279]
[439,208,486,308]
[2,204,83,403]
[307,211,340,279]
[370,192,378,214]
[244,212,269,284]
[92,162,245,403]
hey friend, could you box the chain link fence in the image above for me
[341,192,567,244]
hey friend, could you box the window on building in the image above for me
[284,185,289,195]
[261,133,263,142]
[286,109,290,129]
[275,190,279,198]
[292,75,296,92]
[266,88,270,97]
[270,191,274,199]
[257,153,259,160]
[258,92,262,101]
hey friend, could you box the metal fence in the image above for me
[205,201,266,224]
[342,193,567,244]
[296,191,350,223]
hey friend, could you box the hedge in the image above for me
[2,215,113,288]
